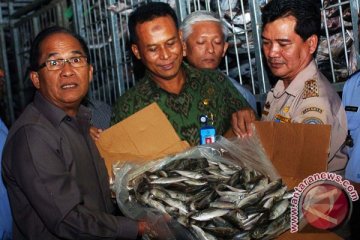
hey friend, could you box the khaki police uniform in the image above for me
[262,60,348,175]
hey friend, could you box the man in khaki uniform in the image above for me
[232,0,347,174]
[262,60,347,174]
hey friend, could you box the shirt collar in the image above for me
[273,60,317,97]
[33,91,91,128]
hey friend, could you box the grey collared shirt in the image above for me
[2,92,138,240]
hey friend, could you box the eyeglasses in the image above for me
[37,56,88,71]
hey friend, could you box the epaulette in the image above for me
[302,79,319,99]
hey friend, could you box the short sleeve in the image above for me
[291,96,332,124]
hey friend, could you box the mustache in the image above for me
[267,58,285,64]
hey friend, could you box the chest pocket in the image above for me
[345,105,360,131]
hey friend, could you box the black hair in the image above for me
[29,26,90,71]
[128,2,178,44]
[261,0,321,42]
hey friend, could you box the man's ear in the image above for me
[179,30,187,57]
[88,64,94,83]
[222,42,229,57]
[30,71,40,89]
[131,44,141,60]
[307,34,318,54]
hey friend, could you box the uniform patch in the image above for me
[302,117,324,124]
[345,106,358,112]
[274,114,291,123]
[302,79,319,99]
[302,107,323,115]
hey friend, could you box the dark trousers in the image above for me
[349,199,360,239]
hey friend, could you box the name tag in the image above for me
[345,106,358,112]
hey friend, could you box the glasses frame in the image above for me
[37,56,88,71]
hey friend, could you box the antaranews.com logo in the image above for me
[290,172,358,233]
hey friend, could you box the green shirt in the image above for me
[111,63,249,146]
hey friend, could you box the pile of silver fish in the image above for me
[126,157,292,240]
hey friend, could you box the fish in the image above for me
[161,197,189,214]
[206,169,231,179]
[191,224,217,240]
[140,191,167,214]
[193,190,219,210]
[162,157,209,171]
[173,170,204,179]
[191,208,230,221]
[282,189,295,199]
[236,191,264,208]
[211,217,235,228]
[232,231,251,240]
[150,176,188,184]
[124,156,291,240]
[158,170,168,178]
[218,162,239,175]
[262,197,275,209]
[243,206,268,215]
[251,224,268,239]
[226,170,241,186]
[223,210,248,228]
[249,177,269,193]
[242,213,263,230]
[209,201,237,209]
[215,183,248,197]
[262,186,287,201]
[257,179,283,195]
[149,187,170,199]
[269,199,289,220]
[184,179,208,186]
[263,210,290,237]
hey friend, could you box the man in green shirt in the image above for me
[111,2,251,146]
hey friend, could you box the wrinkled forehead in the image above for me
[192,20,221,27]
[188,21,225,40]
[135,16,178,41]
[38,33,85,58]
[192,20,223,32]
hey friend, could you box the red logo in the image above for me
[205,137,213,144]
[301,183,350,230]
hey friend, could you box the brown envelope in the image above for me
[95,103,190,177]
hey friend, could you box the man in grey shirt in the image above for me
[2,26,171,240]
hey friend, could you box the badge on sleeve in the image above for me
[302,79,319,99]
[302,117,324,124]
[302,107,323,115]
